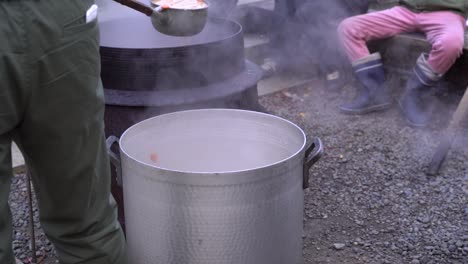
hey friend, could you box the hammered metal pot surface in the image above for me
[119,109,308,264]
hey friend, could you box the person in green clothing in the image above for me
[337,0,468,127]
[0,1,127,263]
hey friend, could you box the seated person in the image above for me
[263,0,370,92]
[337,0,467,127]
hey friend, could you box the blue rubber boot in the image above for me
[340,53,391,114]
[398,53,441,127]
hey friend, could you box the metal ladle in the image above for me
[113,0,208,36]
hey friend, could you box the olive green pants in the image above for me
[0,1,127,263]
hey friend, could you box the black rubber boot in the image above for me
[340,54,391,114]
[398,81,430,127]
[398,59,440,127]
[398,53,442,127]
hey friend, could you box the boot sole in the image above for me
[397,100,428,128]
[339,102,391,115]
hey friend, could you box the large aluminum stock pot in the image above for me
[107,109,323,264]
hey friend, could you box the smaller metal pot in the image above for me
[113,0,208,36]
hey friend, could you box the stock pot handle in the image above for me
[303,137,324,189]
[106,136,123,186]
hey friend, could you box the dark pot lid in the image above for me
[99,15,245,91]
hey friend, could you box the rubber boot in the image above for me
[398,53,442,127]
[340,53,391,114]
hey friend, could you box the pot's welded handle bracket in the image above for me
[303,137,323,189]
[106,136,123,186]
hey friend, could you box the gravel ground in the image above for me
[9,80,468,263]
[260,80,468,264]
[9,175,57,264]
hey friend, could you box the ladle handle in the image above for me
[113,0,154,16]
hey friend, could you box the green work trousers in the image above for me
[0,0,127,263]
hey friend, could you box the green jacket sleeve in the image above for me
[400,0,468,17]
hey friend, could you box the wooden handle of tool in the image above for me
[113,0,154,16]
[427,86,468,175]
[448,86,468,127]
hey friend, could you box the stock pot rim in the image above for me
[118,109,307,176]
